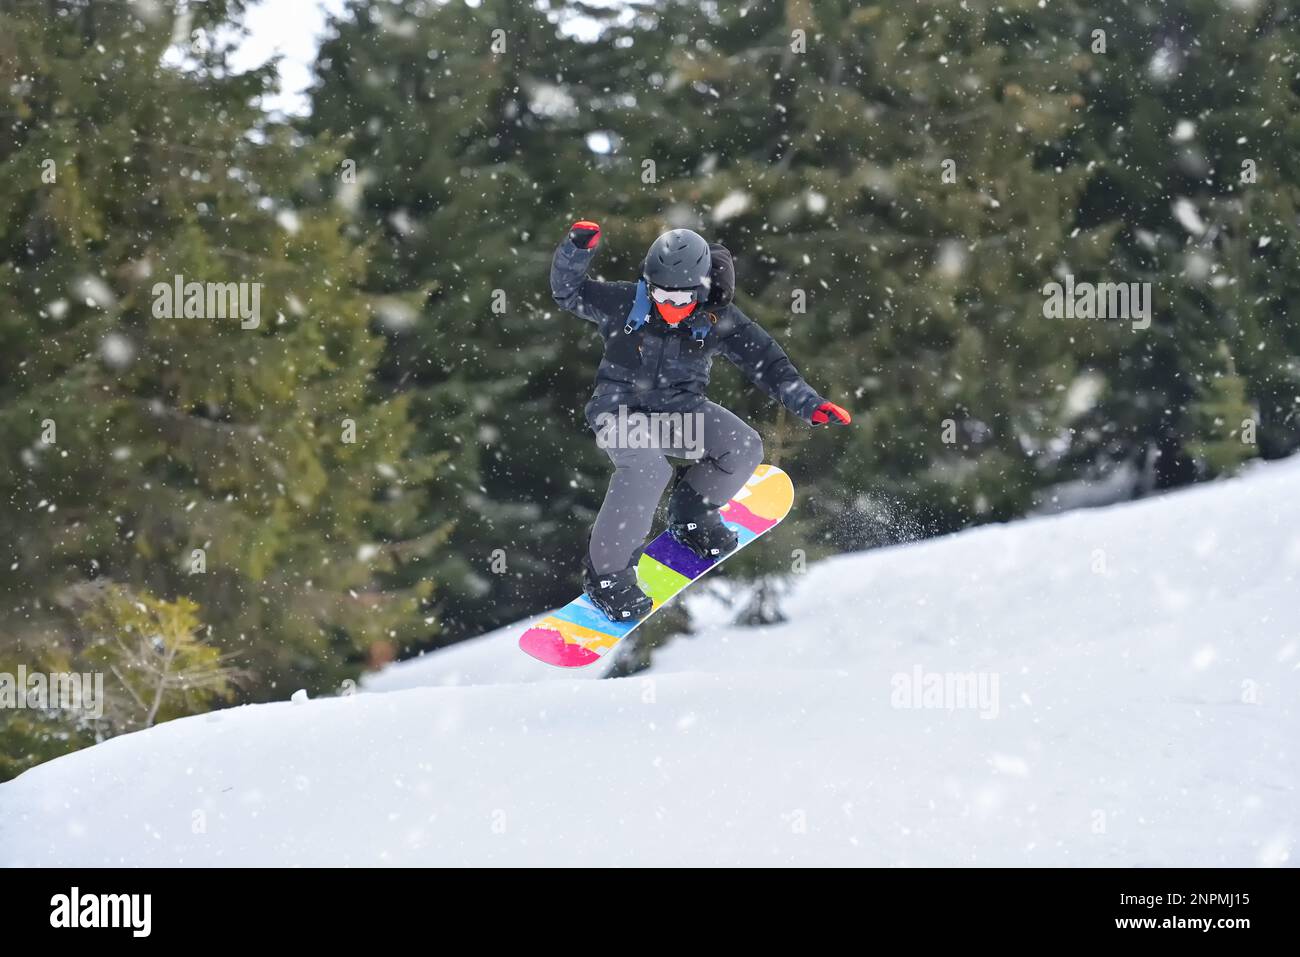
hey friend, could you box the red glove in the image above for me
[569,220,601,249]
[811,401,851,426]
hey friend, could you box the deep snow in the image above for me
[2,458,1297,866]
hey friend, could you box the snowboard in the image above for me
[518,463,794,668]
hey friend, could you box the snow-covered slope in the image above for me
[3,459,1297,866]
[360,618,607,690]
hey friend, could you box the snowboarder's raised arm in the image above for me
[550,221,633,326]
[717,306,852,426]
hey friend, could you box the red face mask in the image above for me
[656,301,697,325]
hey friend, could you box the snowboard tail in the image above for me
[518,464,794,668]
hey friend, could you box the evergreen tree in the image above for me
[0,0,439,776]
[300,0,655,642]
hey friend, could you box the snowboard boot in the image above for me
[667,479,738,561]
[582,556,653,623]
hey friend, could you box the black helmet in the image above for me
[642,229,711,292]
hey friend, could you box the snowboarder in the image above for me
[552,221,851,623]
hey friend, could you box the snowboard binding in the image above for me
[668,511,738,561]
[667,475,739,561]
[582,557,653,623]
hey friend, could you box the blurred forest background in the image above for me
[2,0,1298,777]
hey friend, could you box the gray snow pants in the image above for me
[588,401,764,574]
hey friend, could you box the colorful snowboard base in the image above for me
[518,464,795,668]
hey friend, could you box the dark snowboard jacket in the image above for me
[550,237,825,427]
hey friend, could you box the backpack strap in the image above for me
[688,310,713,347]
[623,279,652,334]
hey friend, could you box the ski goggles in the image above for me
[648,285,699,307]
